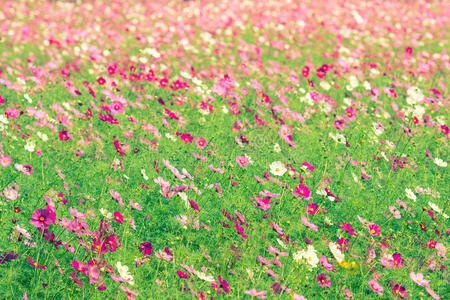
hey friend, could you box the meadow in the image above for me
[0,0,448,299]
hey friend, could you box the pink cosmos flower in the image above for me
[339,222,357,237]
[22,164,34,175]
[3,186,19,201]
[389,206,401,219]
[236,156,249,167]
[295,184,311,198]
[291,294,306,300]
[244,289,267,298]
[5,107,19,120]
[410,272,430,287]
[0,154,12,167]
[317,273,331,287]
[30,208,55,229]
[343,288,353,298]
[368,223,381,236]
[320,255,335,272]
[110,101,124,115]
[301,216,318,231]
[195,137,207,149]
[369,279,383,295]
[425,284,441,300]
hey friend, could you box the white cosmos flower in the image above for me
[165,133,176,141]
[24,140,36,152]
[37,132,48,141]
[320,81,331,91]
[195,271,215,282]
[428,202,442,214]
[405,188,417,202]
[273,143,281,153]
[100,208,112,219]
[434,158,447,167]
[329,242,345,263]
[178,192,189,208]
[293,245,319,269]
[116,262,134,285]
[141,169,149,180]
[316,189,327,196]
[270,161,287,176]
[329,132,346,144]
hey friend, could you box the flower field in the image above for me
[0,0,449,299]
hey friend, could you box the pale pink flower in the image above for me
[0,154,12,167]
[236,155,249,167]
[410,272,430,287]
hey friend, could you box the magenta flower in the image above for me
[392,253,404,267]
[369,279,383,296]
[212,275,230,295]
[177,270,188,279]
[317,273,331,287]
[339,222,357,237]
[236,155,249,167]
[368,224,381,236]
[72,271,84,287]
[306,203,318,214]
[188,199,200,212]
[139,241,153,256]
[180,133,193,144]
[30,208,54,229]
[114,211,124,224]
[22,164,33,175]
[391,281,408,298]
[295,184,311,198]
[59,130,71,141]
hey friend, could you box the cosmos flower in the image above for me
[369,279,383,296]
[0,154,12,167]
[30,208,55,229]
[114,211,124,224]
[295,184,311,198]
[405,189,417,201]
[195,137,207,149]
[317,273,331,287]
[270,161,287,176]
[368,224,381,236]
[236,155,249,167]
[433,158,447,167]
[139,242,153,256]
[245,289,267,298]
